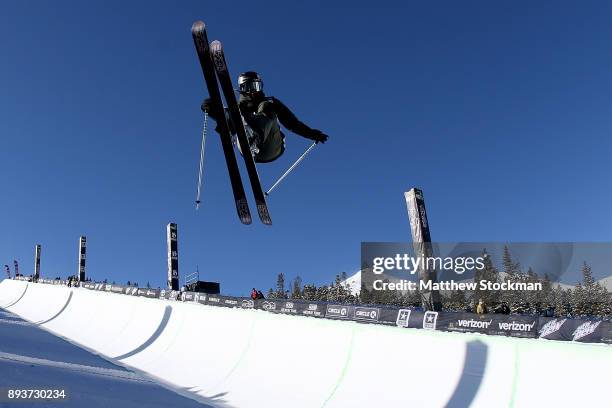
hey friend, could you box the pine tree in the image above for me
[276,273,286,299]
[291,276,303,299]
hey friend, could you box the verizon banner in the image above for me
[441,312,538,338]
[166,223,179,291]
[78,236,87,281]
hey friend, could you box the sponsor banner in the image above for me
[110,285,125,294]
[220,296,240,308]
[124,286,139,296]
[279,300,299,315]
[259,299,279,312]
[489,315,538,338]
[423,311,439,330]
[241,299,255,309]
[442,313,537,338]
[206,295,222,305]
[81,282,96,290]
[181,291,196,302]
[395,309,412,327]
[137,288,160,299]
[195,293,207,304]
[538,317,610,343]
[325,304,353,320]
[299,302,326,318]
[354,306,380,322]
[78,236,86,281]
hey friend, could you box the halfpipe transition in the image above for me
[0,279,609,408]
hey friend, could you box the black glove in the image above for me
[308,129,329,144]
[201,98,222,122]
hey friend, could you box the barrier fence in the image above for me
[19,277,612,344]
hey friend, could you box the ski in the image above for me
[210,40,272,225]
[191,21,252,225]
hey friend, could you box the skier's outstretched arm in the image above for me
[271,97,329,143]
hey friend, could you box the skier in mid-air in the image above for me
[202,71,329,163]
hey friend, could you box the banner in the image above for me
[326,304,353,320]
[354,306,380,323]
[34,244,41,281]
[538,317,611,343]
[166,223,179,291]
[78,236,87,281]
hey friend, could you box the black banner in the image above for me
[181,291,196,302]
[326,304,353,320]
[78,236,86,282]
[441,312,537,338]
[34,244,41,281]
[354,306,380,323]
[538,317,611,343]
[166,223,179,291]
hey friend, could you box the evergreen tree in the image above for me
[291,276,303,299]
[267,288,275,299]
[276,273,286,299]
[302,284,317,301]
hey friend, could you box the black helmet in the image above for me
[238,71,263,94]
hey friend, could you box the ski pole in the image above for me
[265,142,317,196]
[195,112,208,209]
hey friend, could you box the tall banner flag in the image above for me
[78,236,87,281]
[34,244,41,281]
[13,260,19,277]
[3,265,10,279]
[404,188,442,311]
[167,223,179,291]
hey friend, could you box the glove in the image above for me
[309,129,329,144]
[201,98,222,122]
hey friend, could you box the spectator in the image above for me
[251,288,258,300]
[476,299,487,315]
[256,290,265,299]
[496,302,510,315]
[544,304,555,317]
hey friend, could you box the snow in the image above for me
[1,279,610,407]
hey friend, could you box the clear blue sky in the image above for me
[2,1,612,294]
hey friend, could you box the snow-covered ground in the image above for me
[0,278,610,407]
[0,305,210,406]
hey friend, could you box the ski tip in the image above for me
[210,40,223,52]
[191,20,205,34]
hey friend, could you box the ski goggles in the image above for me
[238,80,263,94]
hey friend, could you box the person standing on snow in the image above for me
[202,71,329,163]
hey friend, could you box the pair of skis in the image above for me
[191,21,271,225]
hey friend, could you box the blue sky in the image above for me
[2,1,612,294]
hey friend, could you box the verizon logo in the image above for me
[498,321,536,332]
[458,319,493,329]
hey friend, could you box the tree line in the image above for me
[267,246,611,319]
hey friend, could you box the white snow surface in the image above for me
[0,279,610,408]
